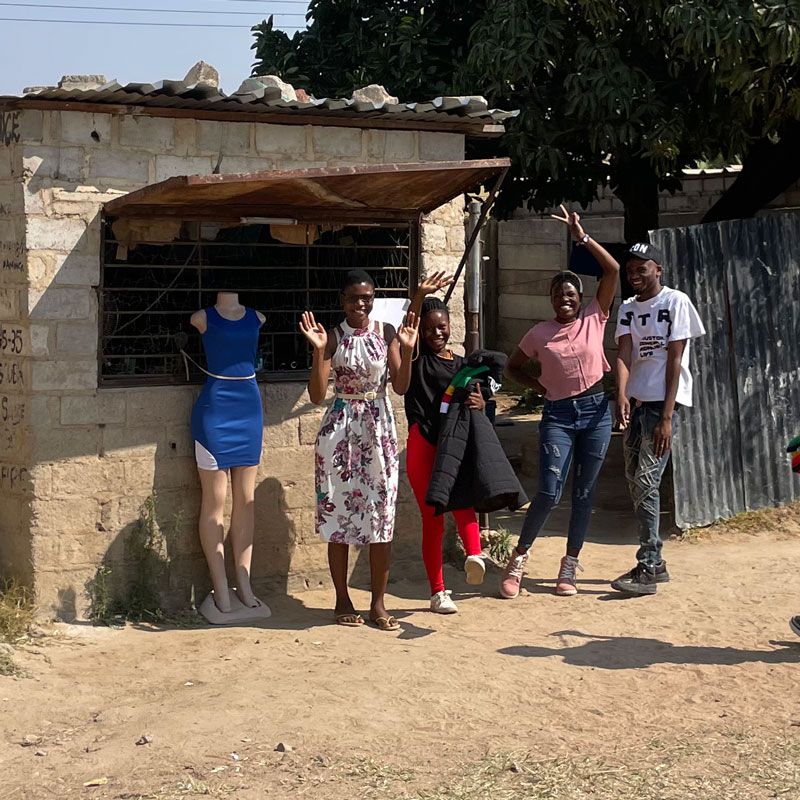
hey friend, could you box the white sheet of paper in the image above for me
[372,298,410,330]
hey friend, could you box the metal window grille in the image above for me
[99,217,415,385]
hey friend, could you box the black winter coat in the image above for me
[424,350,528,516]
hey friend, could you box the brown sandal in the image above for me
[335,613,364,627]
[370,616,400,632]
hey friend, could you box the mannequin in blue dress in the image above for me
[190,291,268,620]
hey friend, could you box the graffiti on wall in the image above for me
[0,112,20,147]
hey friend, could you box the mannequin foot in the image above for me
[212,587,232,614]
[234,584,259,609]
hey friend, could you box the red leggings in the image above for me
[406,423,481,594]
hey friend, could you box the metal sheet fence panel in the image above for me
[724,213,800,510]
[652,225,746,527]
[652,212,800,528]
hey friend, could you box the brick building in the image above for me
[0,69,513,618]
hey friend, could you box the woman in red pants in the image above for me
[404,273,486,613]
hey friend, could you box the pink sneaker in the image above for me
[500,550,528,599]
[555,555,583,596]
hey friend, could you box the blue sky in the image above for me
[0,2,306,96]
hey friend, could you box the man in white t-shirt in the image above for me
[611,242,705,595]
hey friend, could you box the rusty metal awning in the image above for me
[103,159,510,223]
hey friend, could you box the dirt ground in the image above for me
[3,408,800,799]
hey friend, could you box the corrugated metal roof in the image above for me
[103,158,511,223]
[1,78,518,132]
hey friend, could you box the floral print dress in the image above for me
[315,320,399,545]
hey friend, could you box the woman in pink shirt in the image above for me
[500,207,619,598]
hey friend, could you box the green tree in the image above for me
[251,1,800,239]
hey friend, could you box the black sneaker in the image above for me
[654,561,670,583]
[610,564,658,595]
[790,616,800,637]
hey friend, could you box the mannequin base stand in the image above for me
[198,590,272,625]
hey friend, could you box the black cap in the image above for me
[626,242,662,264]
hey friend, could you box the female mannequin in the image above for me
[190,291,269,623]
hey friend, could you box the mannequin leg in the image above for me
[198,467,231,613]
[229,465,259,607]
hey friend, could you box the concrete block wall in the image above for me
[491,171,800,357]
[0,120,34,586]
[1,107,467,618]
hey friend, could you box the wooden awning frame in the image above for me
[103,158,511,224]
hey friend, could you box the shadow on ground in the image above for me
[498,629,800,669]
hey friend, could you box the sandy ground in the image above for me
[2,408,800,799]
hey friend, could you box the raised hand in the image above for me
[397,310,420,350]
[417,270,454,296]
[550,203,585,242]
[299,311,328,351]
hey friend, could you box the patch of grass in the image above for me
[681,503,800,542]
[0,648,23,677]
[0,578,36,644]
[408,737,800,800]
[483,527,514,564]
[346,757,416,794]
[86,494,187,625]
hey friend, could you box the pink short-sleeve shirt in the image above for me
[518,298,610,401]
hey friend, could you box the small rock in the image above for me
[184,681,194,687]
[0,643,13,656]
[790,719,800,727]
[21,734,41,747]
[58,74,107,91]
[183,60,219,88]
[231,752,240,761]
[315,754,329,767]
[28,624,47,638]
[135,733,153,746]
[509,760,523,773]
[275,742,293,753]
[243,75,297,102]
[34,750,46,757]
[351,84,398,105]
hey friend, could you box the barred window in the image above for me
[99,217,415,385]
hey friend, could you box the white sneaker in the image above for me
[464,555,486,585]
[430,590,458,614]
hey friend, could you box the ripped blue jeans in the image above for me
[517,393,612,553]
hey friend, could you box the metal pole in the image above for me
[465,200,482,356]
[466,201,492,535]
[443,167,508,306]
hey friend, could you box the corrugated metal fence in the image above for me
[652,213,800,528]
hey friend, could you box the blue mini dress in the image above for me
[190,306,263,470]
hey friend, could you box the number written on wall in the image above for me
[0,327,24,355]
[1,395,25,425]
[0,465,29,491]
[0,112,20,147]
[0,360,24,386]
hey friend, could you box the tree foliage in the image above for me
[251,1,800,236]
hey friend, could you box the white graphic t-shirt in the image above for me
[614,286,705,407]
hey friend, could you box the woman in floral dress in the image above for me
[300,269,419,630]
